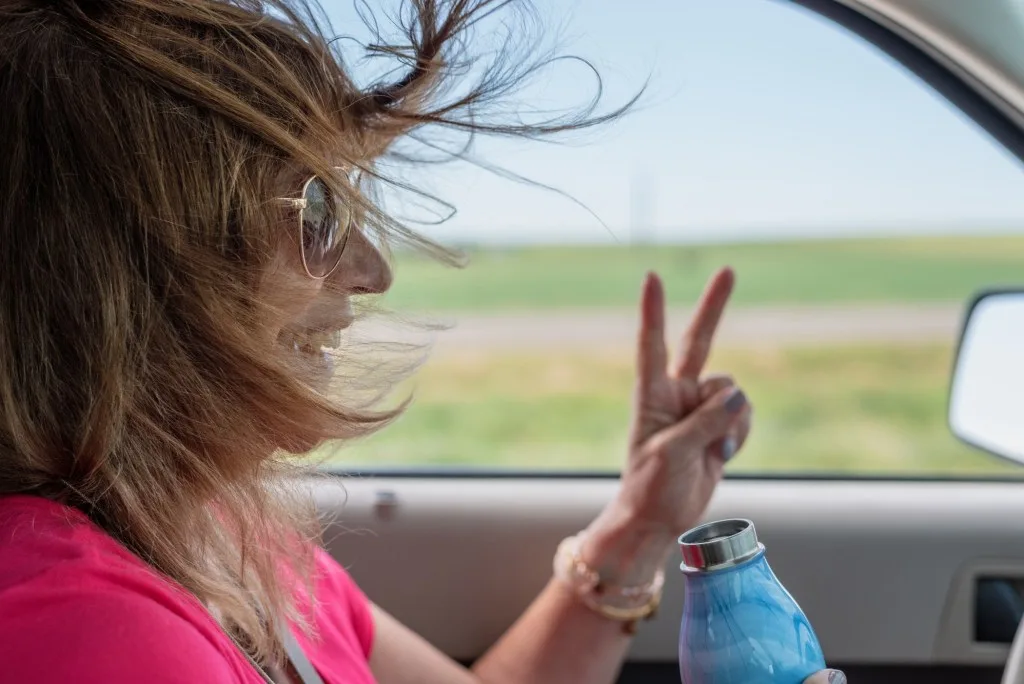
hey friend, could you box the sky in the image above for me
[321,0,1024,245]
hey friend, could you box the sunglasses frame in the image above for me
[277,167,358,280]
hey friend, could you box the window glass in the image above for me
[325,0,1024,476]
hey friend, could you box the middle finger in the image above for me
[672,267,735,381]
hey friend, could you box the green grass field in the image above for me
[384,235,1024,311]
[323,235,1024,476]
[329,342,1020,476]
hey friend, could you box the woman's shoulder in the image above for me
[0,495,193,596]
[300,544,376,661]
[0,495,249,683]
[0,496,378,682]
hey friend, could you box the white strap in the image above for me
[279,619,325,684]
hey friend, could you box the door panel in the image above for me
[315,477,1024,674]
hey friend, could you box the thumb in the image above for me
[804,670,847,684]
[654,386,749,450]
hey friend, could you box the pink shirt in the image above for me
[0,495,376,683]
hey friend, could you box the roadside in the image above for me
[354,302,964,354]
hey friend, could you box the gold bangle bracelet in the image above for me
[552,533,666,634]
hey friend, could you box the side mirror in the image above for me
[949,291,1024,465]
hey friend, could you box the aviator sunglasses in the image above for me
[277,167,361,279]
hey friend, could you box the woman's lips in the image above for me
[278,325,342,356]
[278,328,338,387]
[282,298,354,365]
[301,297,355,334]
[296,328,342,351]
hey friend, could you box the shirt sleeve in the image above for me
[0,590,240,684]
[313,546,376,659]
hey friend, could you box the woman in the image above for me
[0,0,842,681]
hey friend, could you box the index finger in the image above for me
[673,267,735,379]
[637,271,669,391]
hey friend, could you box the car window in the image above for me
[326,0,1024,477]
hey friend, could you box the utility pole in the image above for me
[629,170,655,245]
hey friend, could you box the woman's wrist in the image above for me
[577,502,678,588]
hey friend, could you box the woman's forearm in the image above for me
[471,505,674,684]
[471,579,634,684]
[369,504,675,684]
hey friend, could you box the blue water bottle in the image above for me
[677,519,826,684]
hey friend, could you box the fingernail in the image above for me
[827,671,847,684]
[721,436,737,462]
[724,388,747,414]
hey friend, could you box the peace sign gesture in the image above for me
[611,267,752,541]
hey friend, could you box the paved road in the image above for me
[358,303,965,354]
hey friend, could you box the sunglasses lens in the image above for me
[301,177,350,277]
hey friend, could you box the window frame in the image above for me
[786,0,1024,165]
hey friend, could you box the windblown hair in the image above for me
[0,0,628,665]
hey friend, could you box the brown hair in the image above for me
[0,0,631,664]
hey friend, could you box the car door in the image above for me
[313,0,1024,682]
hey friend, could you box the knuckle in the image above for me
[700,404,733,433]
[698,377,733,402]
[691,410,721,433]
[643,434,675,461]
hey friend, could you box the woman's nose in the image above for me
[331,227,393,294]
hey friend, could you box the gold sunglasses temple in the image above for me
[277,197,307,210]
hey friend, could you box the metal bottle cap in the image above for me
[678,518,764,572]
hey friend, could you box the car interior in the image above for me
[313,1,1024,682]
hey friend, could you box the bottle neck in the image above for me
[680,549,770,594]
[677,519,762,572]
